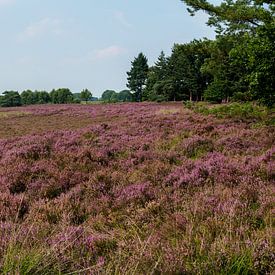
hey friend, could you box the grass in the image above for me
[0,111,30,118]
[156,107,182,115]
[184,101,272,121]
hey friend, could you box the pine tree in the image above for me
[127,53,149,102]
[144,51,172,101]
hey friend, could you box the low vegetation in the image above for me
[0,103,274,274]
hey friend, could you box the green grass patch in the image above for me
[1,245,58,275]
[184,101,271,121]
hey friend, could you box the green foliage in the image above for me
[50,88,74,104]
[144,51,171,101]
[117,90,133,102]
[134,0,274,106]
[186,102,269,121]
[178,0,275,107]
[1,238,64,275]
[127,52,149,102]
[221,253,254,275]
[21,90,51,105]
[0,91,22,107]
[230,26,275,107]
[101,90,117,103]
[171,39,212,101]
[203,81,226,103]
[101,90,133,103]
[144,41,212,102]
[21,90,35,105]
[80,89,92,103]
[201,35,246,103]
[180,0,274,35]
[36,91,51,104]
[232,92,253,103]
[2,247,46,275]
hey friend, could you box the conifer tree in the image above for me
[127,53,149,102]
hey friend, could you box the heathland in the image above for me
[0,102,274,274]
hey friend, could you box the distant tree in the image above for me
[80,89,92,103]
[50,88,73,104]
[117,90,133,102]
[50,89,58,104]
[127,52,149,102]
[101,90,117,102]
[21,90,35,105]
[21,90,51,105]
[0,91,22,107]
[110,92,118,103]
[37,91,51,104]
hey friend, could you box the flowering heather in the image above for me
[0,103,274,274]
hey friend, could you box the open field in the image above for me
[0,103,274,274]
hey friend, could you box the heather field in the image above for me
[0,102,274,274]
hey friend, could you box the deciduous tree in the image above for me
[80,89,92,103]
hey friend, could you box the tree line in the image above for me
[101,89,133,103]
[0,89,96,107]
[0,88,135,107]
[126,0,274,106]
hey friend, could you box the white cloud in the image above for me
[63,45,126,66]
[0,0,15,6]
[114,11,132,28]
[18,18,63,41]
[93,45,126,60]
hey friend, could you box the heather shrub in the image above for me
[183,136,214,158]
[253,240,275,274]
[0,103,273,273]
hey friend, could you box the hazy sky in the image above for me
[0,0,217,97]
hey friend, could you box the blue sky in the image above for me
[0,0,217,97]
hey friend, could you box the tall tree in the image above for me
[144,51,172,101]
[229,26,275,106]
[180,0,274,34]
[127,52,149,102]
[169,39,211,101]
[180,0,275,106]
[201,35,246,103]
[80,89,92,103]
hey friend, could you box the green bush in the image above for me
[185,102,269,121]
[232,92,253,102]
